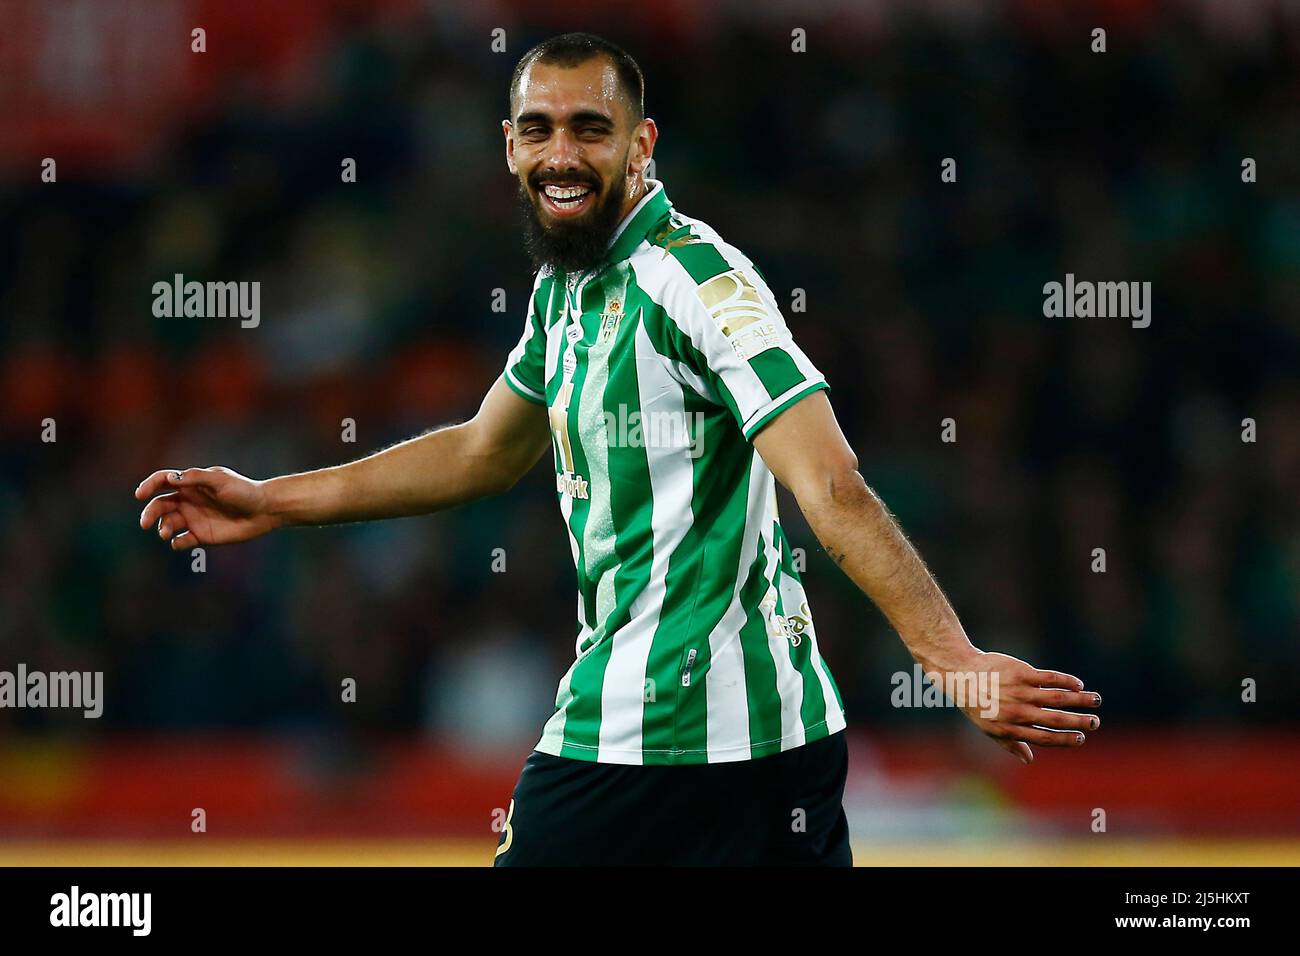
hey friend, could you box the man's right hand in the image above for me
[135,466,280,549]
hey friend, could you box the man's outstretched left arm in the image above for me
[753,390,1101,764]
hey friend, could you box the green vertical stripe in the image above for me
[554,276,603,759]
[736,532,783,758]
[748,348,806,400]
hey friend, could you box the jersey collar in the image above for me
[556,178,672,291]
[599,177,672,269]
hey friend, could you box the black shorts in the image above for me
[493,730,852,866]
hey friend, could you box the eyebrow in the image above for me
[514,109,616,128]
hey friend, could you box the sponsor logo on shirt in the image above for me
[556,472,590,499]
[652,220,699,259]
[729,322,783,360]
[695,269,785,359]
[761,596,813,647]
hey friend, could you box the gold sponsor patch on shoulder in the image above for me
[696,270,770,336]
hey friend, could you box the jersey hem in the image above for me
[533,713,846,766]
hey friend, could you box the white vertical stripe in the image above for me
[594,317,698,763]
[702,452,769,761]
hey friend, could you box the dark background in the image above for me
[0,0,1296,852]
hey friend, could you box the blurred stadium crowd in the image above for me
[1,0,1296,760]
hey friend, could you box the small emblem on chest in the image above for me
[598,297,624,344]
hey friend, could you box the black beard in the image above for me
[517,170,630,275]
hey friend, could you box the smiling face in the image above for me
[505,55,657,274]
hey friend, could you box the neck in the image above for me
[620,176,649,222]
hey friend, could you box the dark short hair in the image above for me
[509,32,645,125]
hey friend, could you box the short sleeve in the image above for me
[663,260,829,440]
[502,271,550,406]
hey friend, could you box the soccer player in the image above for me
[135,32,1102,866]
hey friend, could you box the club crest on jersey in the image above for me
[597,297,623,343]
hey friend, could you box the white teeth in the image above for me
[543,185,591,202]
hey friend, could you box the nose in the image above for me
[542,127,583,174]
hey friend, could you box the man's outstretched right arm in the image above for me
[135,376,552,550]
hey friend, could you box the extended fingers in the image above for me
[981,662,1100,760]
[1027,706,1099,732]
[157,512,187,542]
[135,469,183,500]
[135,467,217,502]
[140,492,181,529]
[991,699,1098,735]
[991,722,1087,748]
[1019,687,1102,709]
[1028,668,1085,691]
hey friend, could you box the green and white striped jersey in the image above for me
[502,178,845,765]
